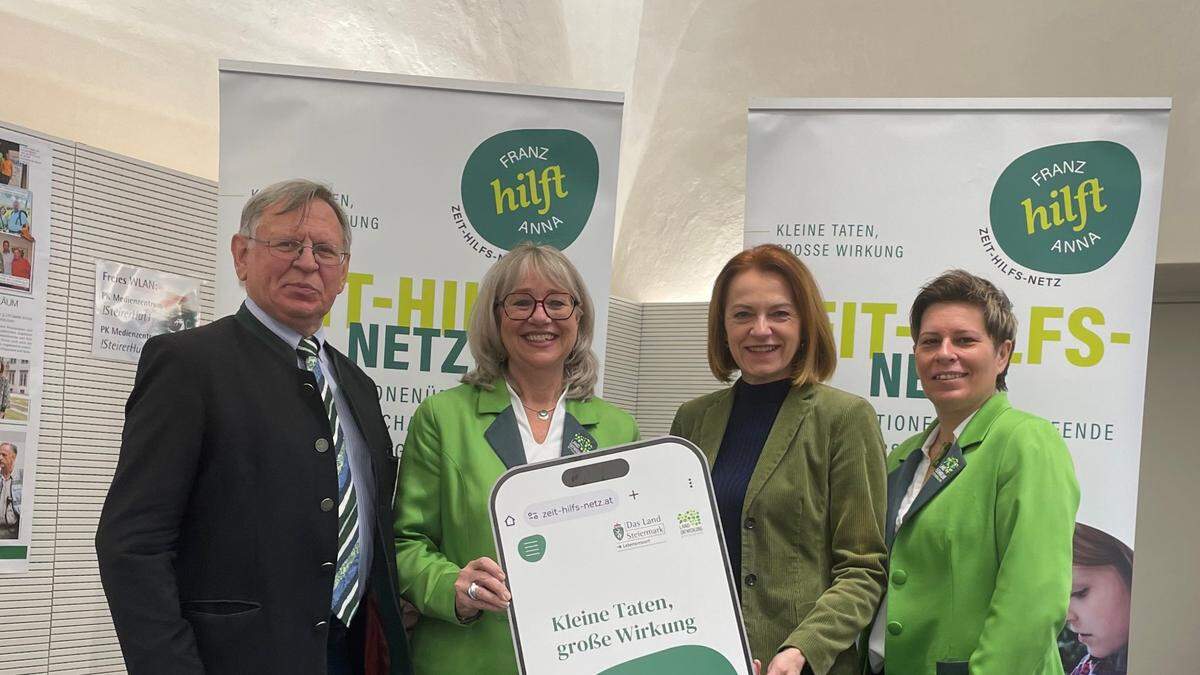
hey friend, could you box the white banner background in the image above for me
[746,99,1169,668]
[218,62,623,455]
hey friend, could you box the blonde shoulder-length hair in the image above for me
[461,243,599,399]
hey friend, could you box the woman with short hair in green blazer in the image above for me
[866,270,1080,674]
[392,243,638,674]
[671,244,888,675]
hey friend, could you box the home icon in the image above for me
[504,515,517,527]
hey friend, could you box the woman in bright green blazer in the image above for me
[392,244,638,675]
[866,270,1079,675]
[672,245,888,675]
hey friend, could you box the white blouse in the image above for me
[508,385,568,464]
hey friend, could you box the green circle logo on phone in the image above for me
[989,141,1141,274]
[461,129,599,252]
[517,534,547,563]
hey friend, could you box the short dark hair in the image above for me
[707,244,837,386]
[909,269,1017,390]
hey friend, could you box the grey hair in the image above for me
[0,442,15,457]
[462,243,599,399]
[238,179,352,247]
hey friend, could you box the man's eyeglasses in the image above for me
[250,238,349,266]
[496,292,578,320]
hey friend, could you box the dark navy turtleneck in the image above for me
[712,377,792,590]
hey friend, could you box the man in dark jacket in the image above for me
[96,179,411,674]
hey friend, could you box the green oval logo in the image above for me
[517,534,547,563]
[989,141,1140,274]
[461,129,599,251]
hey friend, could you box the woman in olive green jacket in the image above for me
[393,244,638,675]
[672,245,887,675]
[866,270,1079,674]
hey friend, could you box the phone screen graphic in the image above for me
[490,438,754,675]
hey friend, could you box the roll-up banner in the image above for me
[745,98,1169,672]
[218,61,623,456]
[0,126,53,573]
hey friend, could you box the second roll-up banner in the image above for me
[745,98,1169,673]
[217,61,624,456]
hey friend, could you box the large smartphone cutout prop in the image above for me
[490,437,754,675]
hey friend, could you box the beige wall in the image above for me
[2,0,641,180]
[616,0,1200,301]
[1129,300,1200,671]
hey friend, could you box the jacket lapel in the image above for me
[890,393,1012,539]
[485,409,526,470]
[895,440,966,534]
[885,440,930,548]
[562,398,599,456]
[744,384,813,512]
[694,388,734,467]
[234,303,298,366]
[481,381,526,469]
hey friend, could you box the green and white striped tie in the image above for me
[297,337,361,625]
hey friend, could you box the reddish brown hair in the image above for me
[707,244,837,386]
[1073,522,1134,589]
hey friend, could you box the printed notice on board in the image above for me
[0,126,52,573]
[92,260,202,363]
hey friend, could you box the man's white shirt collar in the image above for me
[244,296,326,350]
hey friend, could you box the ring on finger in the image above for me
[467,581,480,601]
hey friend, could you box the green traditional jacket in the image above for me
[671,382,888,675]
[392,379,639,675]
[869,392,1080,674]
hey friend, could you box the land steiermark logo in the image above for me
[460,128,599,252]
[677,509,702,537]
[989,141,1141,274]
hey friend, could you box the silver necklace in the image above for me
[521,402,555,421]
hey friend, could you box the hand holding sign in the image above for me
[454,556,511,620]
[764,648,805,675]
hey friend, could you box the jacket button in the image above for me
[887,620,903,636]
[303,382,316,393]
[321,561,335,572]
[892,569,908,587]
[320,498,335,512]
[315,438,329,453]
[744,517,756,530]
[314,620,328,630]
[744,573,757,587]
